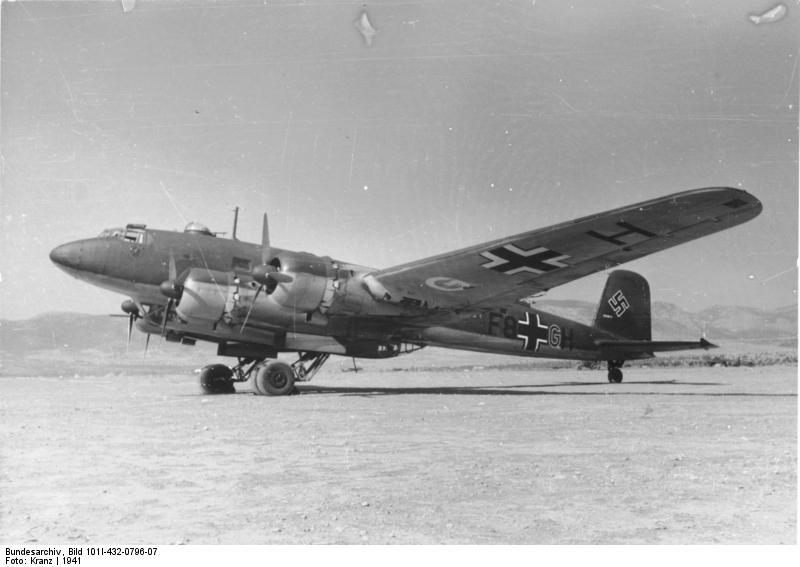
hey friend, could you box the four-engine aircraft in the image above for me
[49,187,762,395]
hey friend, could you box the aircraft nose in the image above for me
[49,242,82,271]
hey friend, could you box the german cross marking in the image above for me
[516,312,550,352]
[480,244,570,275]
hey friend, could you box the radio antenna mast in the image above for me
[231,206,240,240]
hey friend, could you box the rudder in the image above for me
[593,270,651,340]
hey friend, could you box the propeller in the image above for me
[114,299,151,356]
[158,250,183,337]
[118,299,141,350]
[240,213,293,333]
[239,265,293,332]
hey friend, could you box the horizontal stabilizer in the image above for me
[594,337,717,358]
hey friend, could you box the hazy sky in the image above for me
[1,0,797,320]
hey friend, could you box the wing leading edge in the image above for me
[367,187,761,309]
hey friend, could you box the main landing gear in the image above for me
[198,352,331,396]
[607,360,624,383]
[199,364,237,394]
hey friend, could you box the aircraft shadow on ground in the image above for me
[289,381,792,397]
[184,384,792,399]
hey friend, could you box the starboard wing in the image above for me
[365,187,761,310]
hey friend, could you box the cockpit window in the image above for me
[98,227,146,244]
[99,228,124,238]
[123,229,144,243]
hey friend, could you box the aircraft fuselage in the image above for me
[49,222,615,362]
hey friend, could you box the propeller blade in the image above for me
[168,250,177,281]
[127,313,135,347]
[144,333,151,358]
[261,213,270,262]
[161,299,174,337]
[268,271,293,284]
[240,284,263,333]
[252,264,293,285]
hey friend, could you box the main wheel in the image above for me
[607,367,623,383]
[253,361,296,396]
[200,364,235,394]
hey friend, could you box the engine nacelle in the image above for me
[175,252,336,331]
[264,251,335,313]
[175,267,293,329]
[176,268,235,324]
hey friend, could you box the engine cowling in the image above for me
[174,252,336,332]
[260,252,335,313]
[173,267,289,330]
[175,268,235,324]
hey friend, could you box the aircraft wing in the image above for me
[365,187,761,309]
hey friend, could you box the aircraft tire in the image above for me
[200,364,235,394]
[254,361,296,396]
[607,367,623,383]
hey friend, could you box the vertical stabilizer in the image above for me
[593,270,651,340]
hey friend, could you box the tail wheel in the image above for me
[607,367,623,383]
[200,364,235,394]
[254,361,296,396]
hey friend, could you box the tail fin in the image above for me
[593,270,651,340]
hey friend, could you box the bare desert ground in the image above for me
[0,354,796,545]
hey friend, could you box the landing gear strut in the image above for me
[607,360,624,383]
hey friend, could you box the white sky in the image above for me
[1,0,797,319]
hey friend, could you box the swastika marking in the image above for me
[607,289,630,318]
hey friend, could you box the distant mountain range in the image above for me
[1,302,796,356]
[0,312,210,357]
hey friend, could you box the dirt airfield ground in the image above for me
[0,349,796,545]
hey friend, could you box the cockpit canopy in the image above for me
[97,222,215,241]
[184,222,215,236]
[98,224,146,244]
